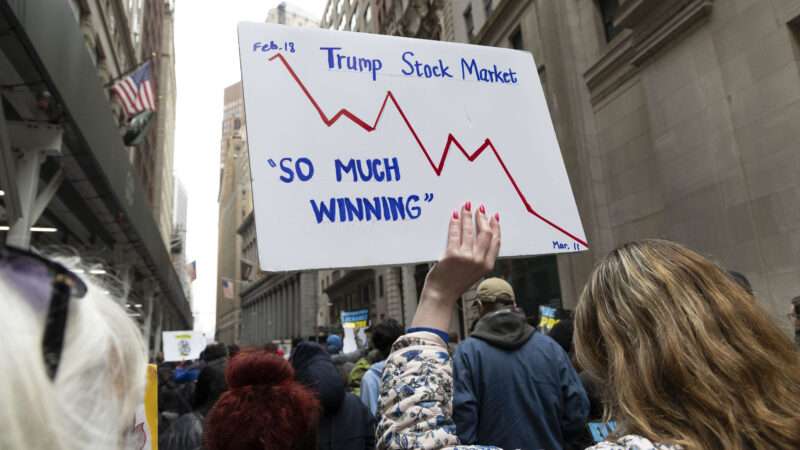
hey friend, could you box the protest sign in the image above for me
[238,23,587,271]
[341,309,370,353]
[162,331,207,362]
[341,308,370,329]
[538,305,563,334]
[343,327,358,354]
[588,421,618,443]
[131,364,158,450]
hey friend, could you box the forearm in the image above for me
[411,287,458,331]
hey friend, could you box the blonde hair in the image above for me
[0,258,146,450]
[575,239,800,450]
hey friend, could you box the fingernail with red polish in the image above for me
[494,213,500,222]
[453,210,459,219]
[465,201,472,212]
[479,204,486,214]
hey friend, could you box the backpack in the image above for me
[347,358,371,395]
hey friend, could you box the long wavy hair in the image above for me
[574,239,800,450]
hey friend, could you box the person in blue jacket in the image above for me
[453,277,589,450]
[360,319,404,416]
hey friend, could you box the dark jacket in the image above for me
[291,342,376,450]
[453,309,589,450]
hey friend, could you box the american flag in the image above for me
[186,261,197,282]
[222,278,234,300]
[111,61,157,117]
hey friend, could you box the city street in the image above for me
[1,1,799,450]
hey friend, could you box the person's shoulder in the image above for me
[340,392,374,424]
[458,336,485,351]
[365,359,385,376]
[586,435,683,450]
[529,332,569,357]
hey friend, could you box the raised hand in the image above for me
[411,202,501,331]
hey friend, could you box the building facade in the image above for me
[215,81,249,344]
[321,0,444,37]
[171,177,191,308]
[71,0,177,257]
[445,0,800,334]
[1,0,192,359]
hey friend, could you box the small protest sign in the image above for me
[131,364,158,450]
[538,305,561,334]
[341,309,370,329]
[162,331,207,362]
[588,421,618,443]
[341,309,370,353]
[238,23,587,270]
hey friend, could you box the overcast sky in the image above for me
[174,0,328,337]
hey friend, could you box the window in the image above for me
[596,0,621,42]
[464,5,474,38]
[510,27,523,50]
[483,0,492,19]
[378,275,384,297]
[233,117,241,130]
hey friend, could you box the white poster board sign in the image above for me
[238,23,587,271]
[162,331,207,362]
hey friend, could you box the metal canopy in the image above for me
[0,0,191,326]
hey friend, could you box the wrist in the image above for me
[420,282,459,307]
[411,286,458,330]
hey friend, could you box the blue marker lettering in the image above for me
[320,47,383,81]
[310,199,336,223]
[406,195,421,219]
[320,46,342,68]
[279,157,294,183]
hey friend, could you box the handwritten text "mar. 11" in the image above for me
[268,157,434,224]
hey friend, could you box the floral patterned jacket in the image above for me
[376,332,683,450]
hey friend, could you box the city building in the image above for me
[215,81,248,344]
[148,0,177,250]
[320,0,378,33]
[1,0,192,356]
[445,0,800,334]
[321,0,443,37]
[267,1,319,28]
[171,177,191,307]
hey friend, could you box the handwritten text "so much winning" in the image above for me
[268,156,435,224]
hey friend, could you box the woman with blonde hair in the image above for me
[0,246,147,450]
[574,239,800,450]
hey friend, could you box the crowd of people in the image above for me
[1,204,799,450]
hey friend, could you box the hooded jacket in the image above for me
[291,342,376,450]
[453,309,589,450]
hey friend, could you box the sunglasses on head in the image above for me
[0,246,87,380]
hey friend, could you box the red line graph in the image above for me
[268,53,588,248]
